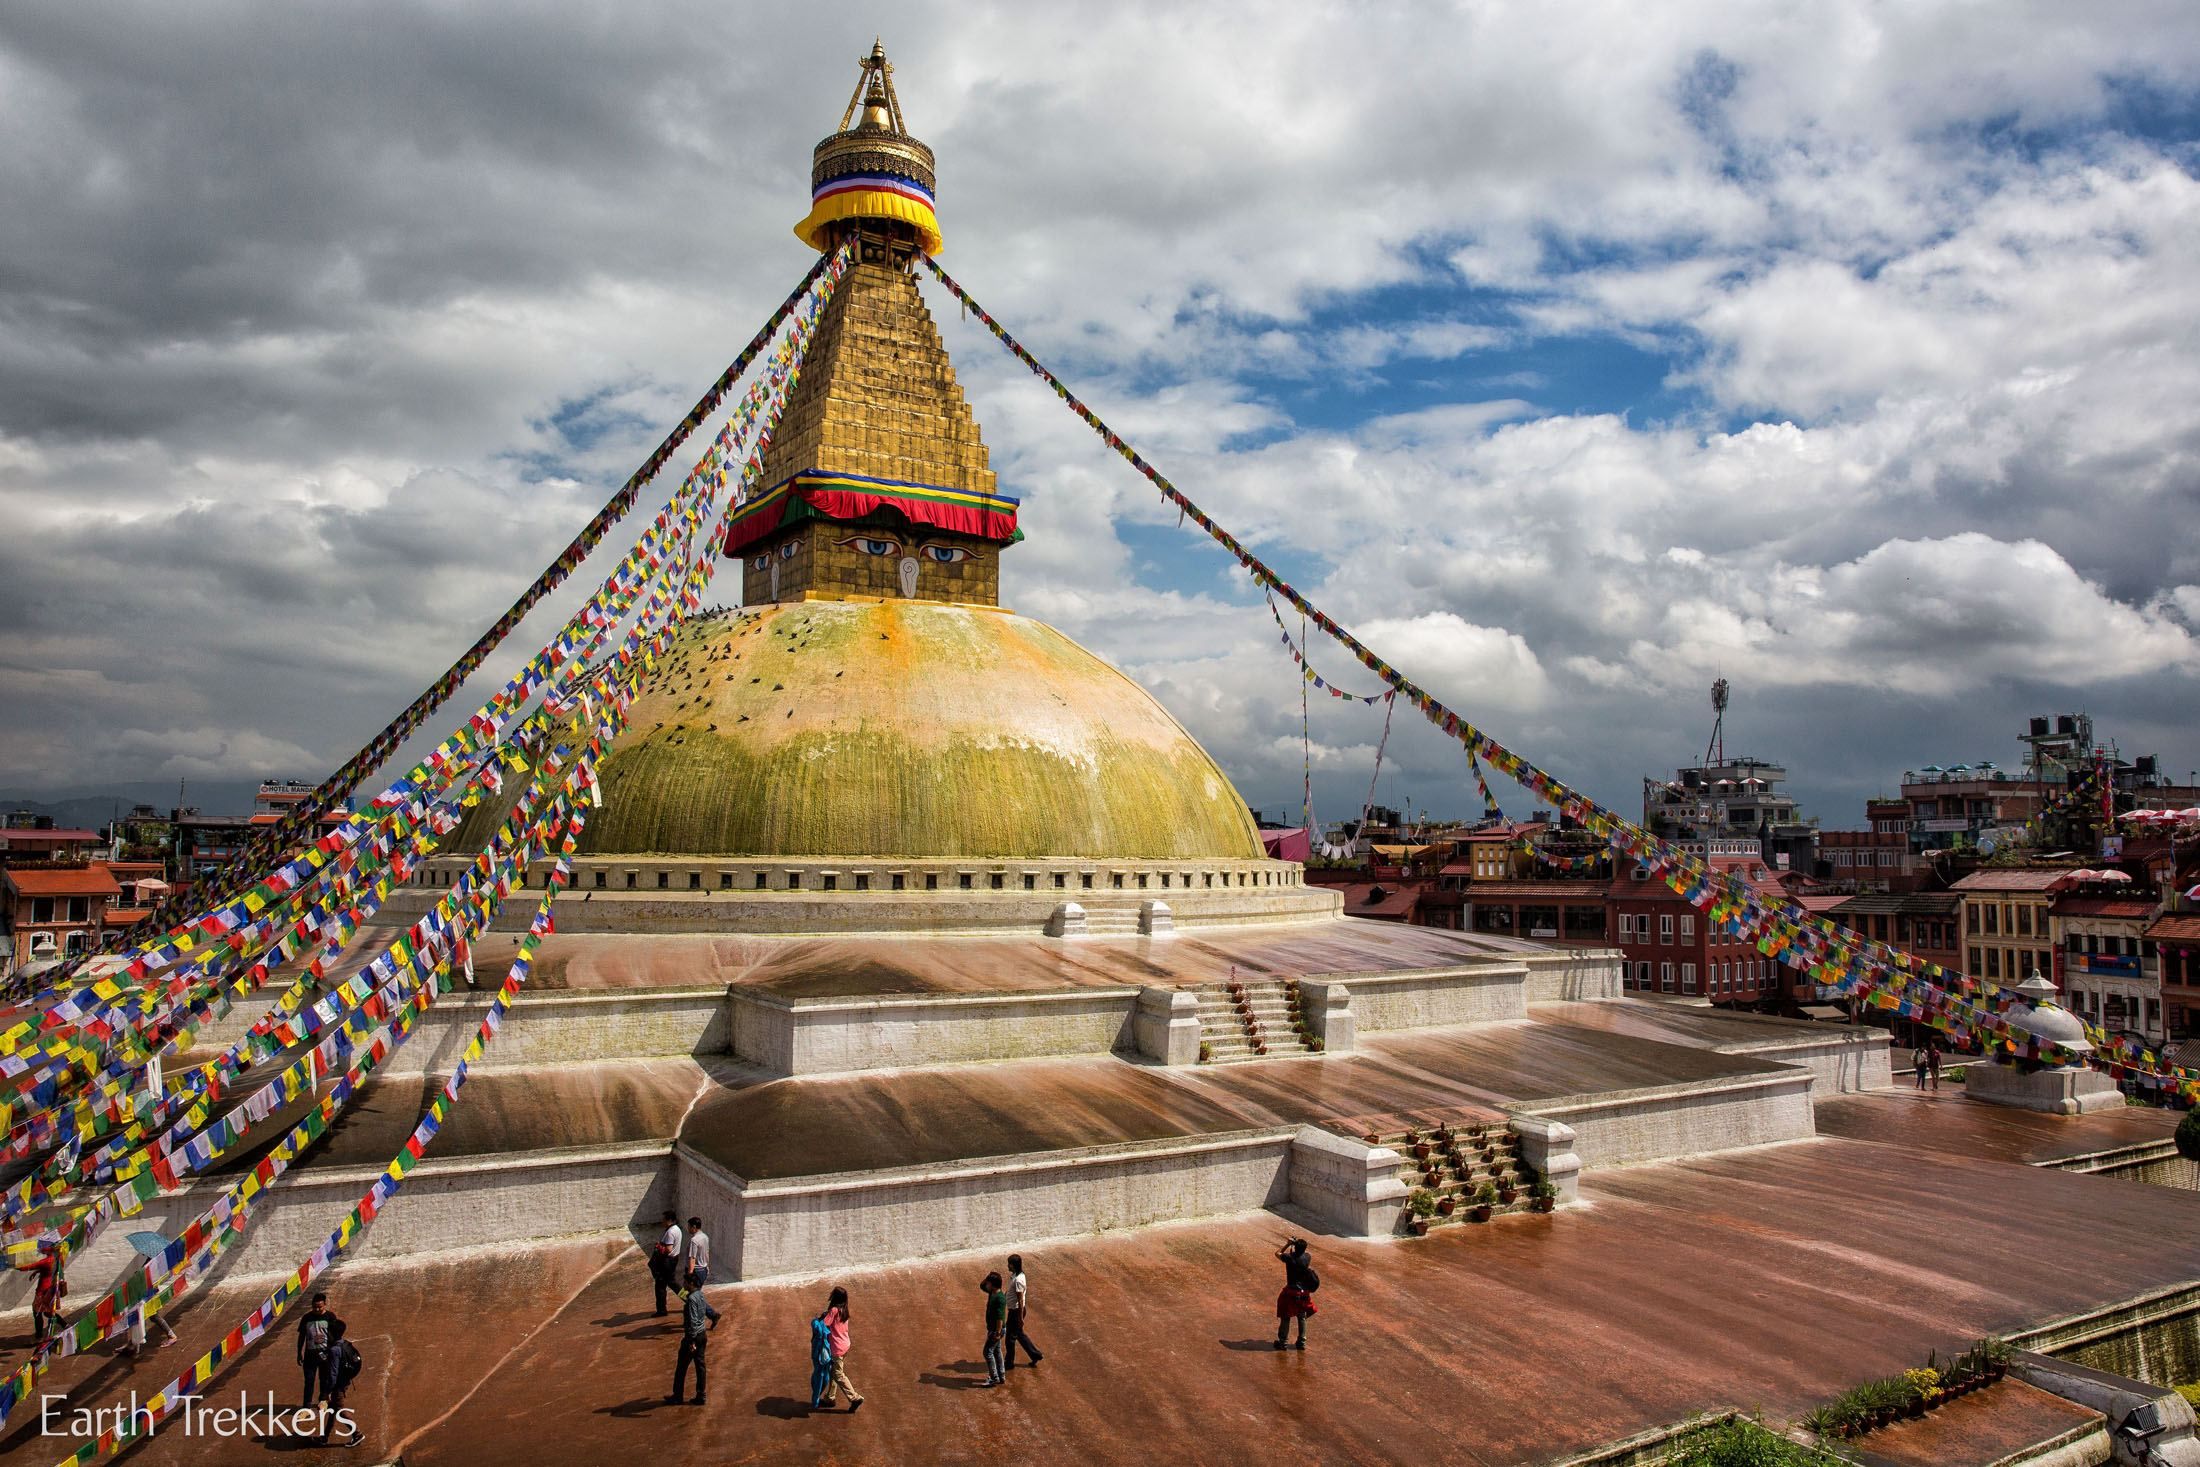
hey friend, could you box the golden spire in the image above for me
[795,39,942,258]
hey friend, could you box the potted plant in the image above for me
[1531,1178,1557,1213]
[1307,1037,1325,1052]
[1199,1042,1212,1062]
[1902,1367,1938,1417]
[1470,1180,1498,1222]
[1407,1188,1436,1235]
[1412,1140,1433,1160]
[1496,1177,1518,1205]
[1437,1195,1456,1217]
[1982,1337,2011,1381]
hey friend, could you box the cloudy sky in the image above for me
[4,2,2198,830]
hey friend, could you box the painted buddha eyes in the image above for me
[830,535,976,565]
[749,553,771,572]
[779,541,799,560]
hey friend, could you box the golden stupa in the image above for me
[581,43,1262,862]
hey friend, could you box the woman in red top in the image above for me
[820,1286,863,1412]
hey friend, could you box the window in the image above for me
[625,871,637,890]
[594,871,607,890]
[926,873,939,891]
[855,873,871,891]
[989,873,1005,890]
[892,873,906,891]
[688,872,702,890]
[1660,914,1675,944]
[959,873,973,890]
[1081,873,1094,889]
[1680,915,1694,943]
[821,873,837,891]
[755,872,769,890]
[786,871,802,890]
[1635,961,1651,988]
[1985,947,2000,979]
[2016,905,2032,937]
[1967,904,1981,935]
[718,872,733,890]
[1984,904,1999,935]
[1660,962,1675,992]
[1617,913,1633,941]
[656,871,669,890]
[1682,963,1697,993]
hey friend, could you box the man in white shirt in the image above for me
[651,1211,683,1316]
[1004,1253,1044,1369]
[685,1216,711,1288]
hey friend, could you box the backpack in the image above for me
[333,1339,363,1389]
[1299,1264,1320,1294]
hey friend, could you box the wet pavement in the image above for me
[1857,1378,2100,1466]
[25,1133,2200,1467]
[1815,1086,2178,1165]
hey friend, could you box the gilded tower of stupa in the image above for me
[582,44,1269,864]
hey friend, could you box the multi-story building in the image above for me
[0,815,104,868]
[1612,850,1783,1007]
[1825,891,1963,978]
[1,864,122,973]
[2051,882,2162,1043]
[1897,767,2044,855]
[1816,829,1919,891]
[1952,869,2063,986]
[1643,757,1803,847]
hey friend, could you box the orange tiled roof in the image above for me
[4,867,121,898]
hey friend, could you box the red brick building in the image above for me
[1612,853,1784,1006]
[1,865,122,974]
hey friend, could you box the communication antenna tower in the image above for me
[1704,678,1729,766]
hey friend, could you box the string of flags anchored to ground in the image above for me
[918,252,2200,1107]
[0,249,851,1464]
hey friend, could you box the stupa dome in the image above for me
[584,600,1264,861]
[2008,971,2092,1054]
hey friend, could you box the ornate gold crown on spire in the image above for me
[794,39,943,257]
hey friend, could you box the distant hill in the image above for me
[0,780,267,832]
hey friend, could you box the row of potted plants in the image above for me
[1402,1172,1558,1233]
[1280,981,1325,1052]
[1224,979,1269,1055]
[1801,1339,2012,1439]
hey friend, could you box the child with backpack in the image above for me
[1274,1237,1319,1350]
[319,1319,365,1446]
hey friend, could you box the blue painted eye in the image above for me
[920,544,973,564]
[750,554,770,571]
[778,541,799,560]
[834,535,902,557]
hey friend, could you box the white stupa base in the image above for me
[1965,1060,2125,1116]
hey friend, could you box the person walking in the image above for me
[27,1253,64,1353]
[296,1293,341,1407]
[685,1216,711,1289]
[1274,1238,1317,1350]
[649,1211,683,1316]
[1927,1040,1945,1093]
[818,1285,863,1411]
[665,1283,719,1406]
[1003,1254,1043,1370]
[318,1319,365,1447]
[1911,1045,1929,1090]
[980,1271,1008,1387]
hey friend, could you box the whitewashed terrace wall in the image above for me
[1332,965,1529,1032]
[1521,950,1625,1003]
[1510,1071,1816,1171]
[729,989,1138,1076]
[1728,1035,1891,1095]
[679,1129,1297,1279]
[0,1144,670,1320]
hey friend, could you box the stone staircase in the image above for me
[1364,1120,1542,1230]
[1194,977,1315,1063]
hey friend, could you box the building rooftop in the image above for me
[1951,868,2078,892]
[2047,896,2159,920]
[1828,891,1964,917]
[2,866,122,898]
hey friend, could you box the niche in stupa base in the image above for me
[740,519,1001,607]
